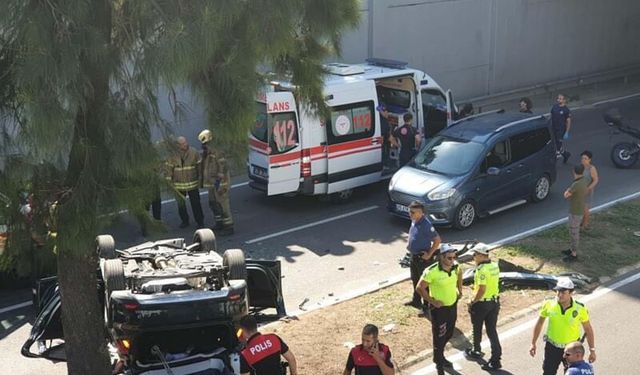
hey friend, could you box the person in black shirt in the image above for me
[343,324,395,375]
[239,315,298,375]
[390,113,420,166]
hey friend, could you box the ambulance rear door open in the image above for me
[250,91,302,196]
[325,80,382,194]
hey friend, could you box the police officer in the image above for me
[416,243,462,375]
[343,324,395,375]
[464,245,502,370]
[405,201,441,310]
[390,113,420,166]
[198,129,234,236]
[239,315,298,375]
[165,136,204,228]
[529,278,596,375]
[564,341,594,375]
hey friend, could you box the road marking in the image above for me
[592,92,640,106]
[6,184,640,322]
[245,205,379,244]
[411,268,640,375]
[0,301,31,315]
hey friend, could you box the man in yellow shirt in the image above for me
[416,244,462,375]
[530,278,596,375]
[465,245,502,370]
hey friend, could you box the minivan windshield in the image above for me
[413,136,484,175]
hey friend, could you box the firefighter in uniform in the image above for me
[416,243,462,375]
[530,278,596,375]
[198,129,234,235]
[464,245,502,370]
[165,136,204,228]
[239,315,297,375]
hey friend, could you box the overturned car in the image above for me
[23,229,286,375]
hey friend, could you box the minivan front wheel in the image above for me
[532,175,551,202]
[453,200,476,230]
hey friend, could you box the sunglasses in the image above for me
[563,352,573,357]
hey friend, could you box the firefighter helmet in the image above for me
[198,129,213,144]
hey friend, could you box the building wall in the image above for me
[340,0,640,98]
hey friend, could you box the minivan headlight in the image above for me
[428,188,456,201]
[388,172,400,191]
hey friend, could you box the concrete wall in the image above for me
[340,0,640,99]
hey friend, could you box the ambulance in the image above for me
[248,58,457,200]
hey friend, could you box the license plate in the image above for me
[395,204,409,213]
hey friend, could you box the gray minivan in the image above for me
[387,111,557,229]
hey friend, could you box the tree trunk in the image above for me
[56,1,114,373]
[57,249,112,374]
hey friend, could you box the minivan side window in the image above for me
[509,127,551,163]
[482,140,509,171]
[327,101,375,144]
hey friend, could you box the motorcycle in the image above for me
[604,109,640,168]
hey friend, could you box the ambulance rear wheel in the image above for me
[331,189,353,203]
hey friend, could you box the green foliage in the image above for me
[0,0,360,370]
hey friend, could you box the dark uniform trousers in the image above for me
[431,303,457,365]
[410,255,433,305]
[543,342,568,375]
[399,149,416,167]
[177,188,204,226]
[470,300,502,362]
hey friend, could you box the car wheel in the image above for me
[193,229,217,253]
[331,189,353,203]
[611,142,639,168]
[223,249,247,281]
[531,175,551,202]
[103,259,125,328]
[453,200,476,230]
[96,235,116,259]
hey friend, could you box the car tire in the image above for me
[531,174,551,203]
[96,235,116,259]
[103,259,125,328]
[610,142,639,168]
[223,249,247,281]
[453,200,476,230]
[193,229,217,253]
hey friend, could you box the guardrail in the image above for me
[466,63,640,112]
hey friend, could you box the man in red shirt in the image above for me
[343,324,395,375]
[239,315,297,375]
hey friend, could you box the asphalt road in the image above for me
[1,94,640,374]
[406,268,640,375]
